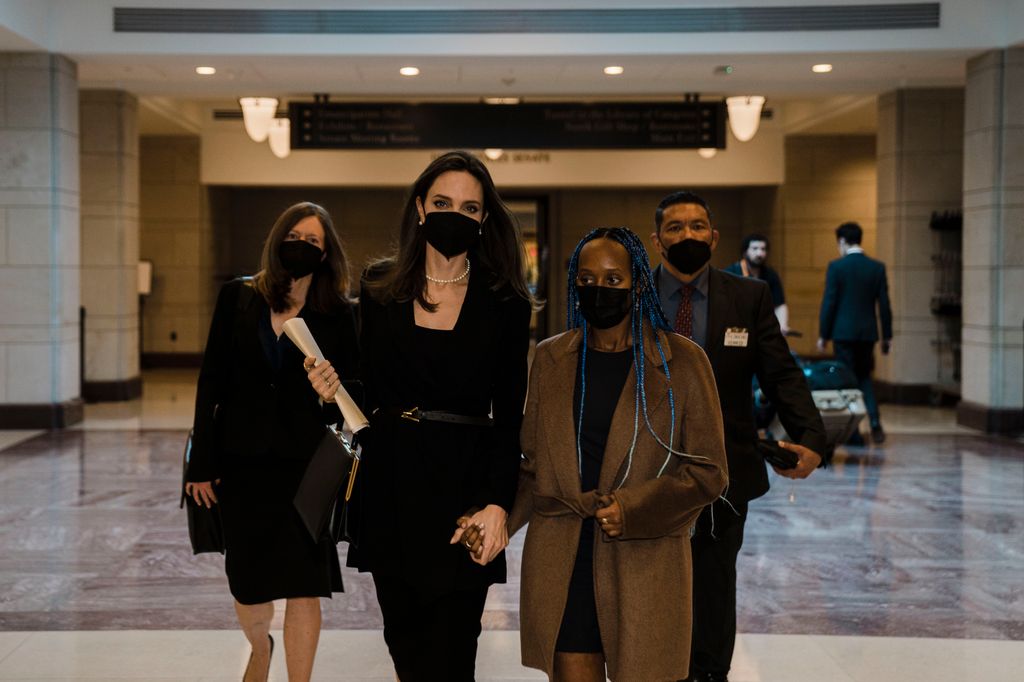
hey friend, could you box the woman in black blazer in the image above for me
[308,151,536,681]
[185,202,358,682]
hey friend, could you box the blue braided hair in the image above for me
[567,227,710,486]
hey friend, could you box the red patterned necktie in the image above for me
[674,284,694,339]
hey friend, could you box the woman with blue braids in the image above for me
[507,226,727,681]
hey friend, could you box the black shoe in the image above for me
[846,430,866,446]
[871,425,886,444]
[243,634,273,682]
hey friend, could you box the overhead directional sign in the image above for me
[290,101,725,150]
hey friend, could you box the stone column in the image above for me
[874,88,965,402]
[79,90,140,401]
[958,49,1024,434]
[0,53,81,429]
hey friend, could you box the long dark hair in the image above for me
[255,202,353,313]
[365,150,537,311]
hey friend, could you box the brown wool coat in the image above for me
[509,328,728,682]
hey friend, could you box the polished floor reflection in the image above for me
[0,372,1021,679]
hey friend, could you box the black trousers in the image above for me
[689,499,748,678]
[832,340,881,426]
[372,572,489,682]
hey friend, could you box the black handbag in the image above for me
[180,429,225,554]
[756,438,799,470]
[293,425,362,546]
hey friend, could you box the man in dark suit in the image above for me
[649,191,827,682]
[817,221,893,444]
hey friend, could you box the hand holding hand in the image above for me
[451,515,485,561]
[773,441,822,479]
[304,356,339,401]
[449,505,508,565]
[595,493,623,538]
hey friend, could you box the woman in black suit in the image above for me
[185,202,358,682]
[308,151,535,681]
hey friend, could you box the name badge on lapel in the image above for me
[724,327,749,348]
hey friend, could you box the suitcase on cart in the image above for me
[761,360,867,459]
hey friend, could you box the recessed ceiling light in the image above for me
[483,149,505,160]
[697,148,718,159]
[812,63,833,73]
[603,65,624,76]
[195,66,216,76]
[483,97,521,105]
[399,66,420,77]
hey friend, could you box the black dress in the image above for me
[350,263,531,679]
[188,278,359,605]
[555,346,634,653]
[350,265,530,591]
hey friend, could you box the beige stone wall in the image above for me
[79,90,139,384]
[777,136,878,356]
[875,88,964,390]
[0,53,80,408]
[139,136,216,355]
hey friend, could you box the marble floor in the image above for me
[1,371,1022,680]
[0,631,1021,681]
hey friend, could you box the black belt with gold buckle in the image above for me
[396,407,493,427]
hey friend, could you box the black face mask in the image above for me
[576,285,632,329]
[666,239,712,275]
[279,240,323,279]
[422,211,480,259]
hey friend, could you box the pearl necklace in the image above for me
[425,258,470,285]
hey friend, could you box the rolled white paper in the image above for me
[282,317,369,433]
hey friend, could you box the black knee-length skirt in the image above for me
[556,519,603,653]
[219,456,343,605]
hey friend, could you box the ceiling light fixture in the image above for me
[268,118,290,159]
[725,95,765,142]
[812,63,833,73]
[399,66,420,76]
[483,148,505,161]
[239,97,279,143]
[697,148,718,159]
[603,65,624,75]
[195,66,216,76]
[483,97,521,105]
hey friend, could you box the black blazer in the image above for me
[656,265,827,503]
[350,264,531,596]
[819,251,893,342]
[187,278,359,482]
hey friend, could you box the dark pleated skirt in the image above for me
[219,456,343,605]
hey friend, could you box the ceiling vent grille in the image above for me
[114,4,940,34]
